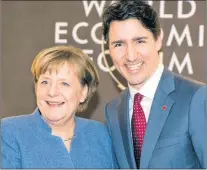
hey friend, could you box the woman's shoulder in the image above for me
[75,117,108,135]
[1,112,35,130]
[76,117,105,128]
[75,117,112,150]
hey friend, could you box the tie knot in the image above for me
[134,93,143,103]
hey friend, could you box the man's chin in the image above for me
[128,79,146,89]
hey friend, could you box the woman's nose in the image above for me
[48,83,59,97]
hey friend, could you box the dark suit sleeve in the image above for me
[189,86,206,168]
[104,103,119,169]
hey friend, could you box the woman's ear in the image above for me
[34,82,37,96]
[80,85,88,103]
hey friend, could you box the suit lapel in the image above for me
[140,69,175,168]
[117,90,137,169]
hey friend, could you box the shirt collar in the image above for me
[129,64,164,102]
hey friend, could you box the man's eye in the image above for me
[41,80,48,84]
[62,82,69,86]
[136,40,145,44]
[114,43,122,47]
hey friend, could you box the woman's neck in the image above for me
[50,119,75,140]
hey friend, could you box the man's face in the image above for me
[108,18,162,90]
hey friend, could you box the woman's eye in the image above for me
[62,82,69,86]
[41,80,48,84]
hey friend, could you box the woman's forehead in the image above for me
[40,62,79,78]
[42,61,71,73]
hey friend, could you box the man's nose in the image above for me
[125,44,137,62]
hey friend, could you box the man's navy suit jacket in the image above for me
[105,69,206,169]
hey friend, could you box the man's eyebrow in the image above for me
[110,40,124,45]
[132,36,148,41]
[110,36,148,45]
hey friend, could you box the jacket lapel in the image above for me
[140,69,175,168]
[117,90,137,169]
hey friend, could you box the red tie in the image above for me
[131,93,146,168]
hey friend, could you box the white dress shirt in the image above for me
[128,64,164,127]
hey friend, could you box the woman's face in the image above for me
[36,63,88,126]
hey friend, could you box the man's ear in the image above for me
[156,29,163,51]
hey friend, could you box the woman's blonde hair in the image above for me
[31,45,99,112]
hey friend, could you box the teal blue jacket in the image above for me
[1,109,118,168]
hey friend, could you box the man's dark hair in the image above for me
[102,0,161,43]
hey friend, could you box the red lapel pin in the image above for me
[162,105,167,110]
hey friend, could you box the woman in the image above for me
[1,46,117,168]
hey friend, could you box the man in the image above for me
[102,0,206,169]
